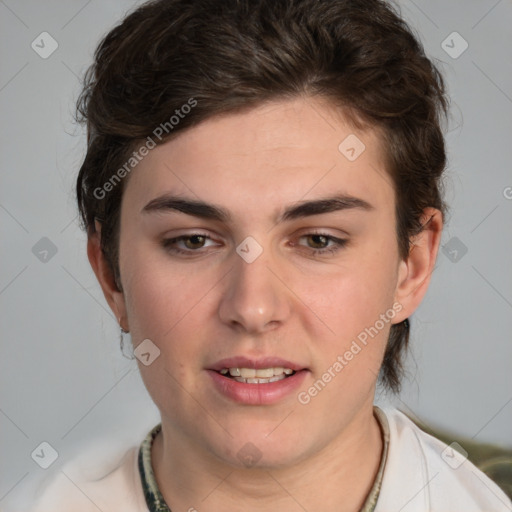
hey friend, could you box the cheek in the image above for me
[300,238,399,366]
[121,259,209,409]
[310,251,397,330]
[120,235,202,326]
[124,266,207,339]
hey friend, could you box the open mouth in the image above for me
[217,367,296,384]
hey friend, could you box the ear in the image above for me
[87,219,129,331]
[392,207,443,323]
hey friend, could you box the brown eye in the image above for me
[305,234,329,249]
[162,233,218,255]
[295,233,348,256]
[184,235,207,249]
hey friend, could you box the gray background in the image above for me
[1,0,511,509]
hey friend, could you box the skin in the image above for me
[88,96,442,512]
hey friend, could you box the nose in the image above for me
[217,245,291,334]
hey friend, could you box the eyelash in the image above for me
[161,232,348,256]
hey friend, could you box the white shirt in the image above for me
[28,407,512,512]
[374,406,512,511]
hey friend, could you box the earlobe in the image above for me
[393,208,443,323]
[87,221,129,330]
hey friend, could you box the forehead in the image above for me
[122,97,393,216]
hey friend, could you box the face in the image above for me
[98,97,427,468]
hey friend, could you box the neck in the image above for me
[152,402,383,512]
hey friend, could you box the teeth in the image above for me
[239,368,256,378]
[234,374,287,384]
[226,367,294,378]
[221,367,296,383]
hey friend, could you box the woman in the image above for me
[32,0,512,510]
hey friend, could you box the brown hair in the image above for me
[76,0,448,393]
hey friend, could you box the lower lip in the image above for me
[207,369,308,405]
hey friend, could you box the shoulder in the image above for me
[29,445,147,512]
[375,406,512,512]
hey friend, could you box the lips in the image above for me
[208,356,306,373]
[206,356,309,405]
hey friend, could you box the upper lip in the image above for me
[208,356,307,372]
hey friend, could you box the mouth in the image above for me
[217,366,296,384]
[206,357,308,404]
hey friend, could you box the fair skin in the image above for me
[88,96,442,512]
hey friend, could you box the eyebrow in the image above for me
[141,194,374,223]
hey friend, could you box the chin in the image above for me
[208,426,312,470]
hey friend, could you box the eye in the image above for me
[303,234,330,249]
[162,233,219,254]
[181,234,209,250]
[296,233,348,255]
